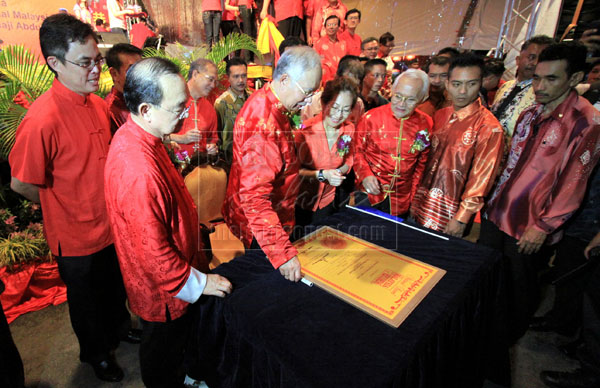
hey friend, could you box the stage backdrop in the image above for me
[0,0,110,57]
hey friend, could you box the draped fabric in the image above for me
[222,83,300,269]
[187,209,510,388]
[0,261,66,324]
[354,104,433,215]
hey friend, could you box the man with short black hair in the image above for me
[339,8,361,56]
[491,35,554,146]
[215,57,252,159]
[314,14,348,84]
[105,43,142,134]
[360,36,378,59]
[307,0,347,45]
[482,57,506,105]
[378,32,395,71]
[481,41,600,343]
[9,13,129,382]
[168,58,219,156]
[411,54,504,237]
[105,57,232,387]
[361,58,389,111]
[417,55,452,118]
[437,46,460,59]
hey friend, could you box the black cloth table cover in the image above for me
[187,209,509,388]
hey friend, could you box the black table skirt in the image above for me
[186,209,510,388]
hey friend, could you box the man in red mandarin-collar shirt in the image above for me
[105,57,232,386]
[223,46,322,282]
[9,14,130,383]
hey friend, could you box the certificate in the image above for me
[295,226,446,327]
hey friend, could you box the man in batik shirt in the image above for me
[411,54,504,237]
[223,46,322,282]
[354,69,432,216]
[481,42,600,342]
[214,57,252,160]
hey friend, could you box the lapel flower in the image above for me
[175,150,191,165]
[336,134,352,157]
[409,129,430,154]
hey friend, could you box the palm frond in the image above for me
[0,82,27,160]
[0,45,54,100]
[143,46,190,79]
[206,33,261,74]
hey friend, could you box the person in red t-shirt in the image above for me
[9,14,130,383]
[130,17,156,49]
[338,8,361,56]
[314,15,348,85]
[167,58,219,155]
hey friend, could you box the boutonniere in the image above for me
[409,129,430,153]
[336,134,352,157]
[175,150,191,167]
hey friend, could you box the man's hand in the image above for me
[517,227,547,255]
[444,219,466,237]
[184,129,202,144]
[323,169,345,186]
[307,36,313,46]
[581,28,600,53]
[584,231,600,260]
[260,9,268,20]
[203,274,232,297]
[279,256,301,282]
[206,143,218,155]
[362,176,381,195]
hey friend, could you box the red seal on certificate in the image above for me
[320,236,348,249]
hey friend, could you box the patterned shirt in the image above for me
[214,87,252,157]
[491,78,535,144]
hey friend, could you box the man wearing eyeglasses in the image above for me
[9,14,129,382]
[167,58,219,156]
[104,57,232,387]
[361,58,389,111]
[314,15,348,85]
[353,69,432,217]
[411,54,504,237]
[223,46,322,283]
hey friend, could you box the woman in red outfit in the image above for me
[294,77,358,230]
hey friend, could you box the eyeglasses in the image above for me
[365,46,378,51]
[391,94,419,105]
[155,105,190,120]
[330,105,352,115]
[63,56,105,70]
[291,78,315,99]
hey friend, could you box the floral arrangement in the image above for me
[0,185,50,270]
[336,134,352,157]
[409,129,430,154]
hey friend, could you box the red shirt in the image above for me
[411,100,504,231]
[202,0,222,12]
[311,1,347,41]
[295,114,354,210]
[176,96,219,155]
[222,83,300,268]
[338,29,361,56]
[9,79,113,256]
[354,105,433,216]
[130,22,156,49]
[486,91,600,242]
[222,0,238,21]
[273,0,304,23]
[105,117,208,322]
[314,35,348,85]
[104,86,129,135]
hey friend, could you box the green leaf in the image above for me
[0,45,54,100]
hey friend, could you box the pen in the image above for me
[300,277,313,287]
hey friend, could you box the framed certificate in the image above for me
[295,226,446,327]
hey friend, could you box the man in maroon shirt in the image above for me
[105,57,232,386]
[9,14,129,382]
[481,42,600,342]
[105,43,142,135]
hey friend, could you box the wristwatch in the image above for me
[317,169,326,182]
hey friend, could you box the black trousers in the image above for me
[140,312,192,388]
[277,16,303,39]
[0,282,25,388]
[545,235,596,334]
[478,218,549,342]
[582,262,600,373]
[239,5,256,62]
[56,244,129,363]
[220,20,240,38]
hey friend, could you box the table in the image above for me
[186,209,510,388]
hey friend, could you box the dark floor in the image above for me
[6,283,579,388]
